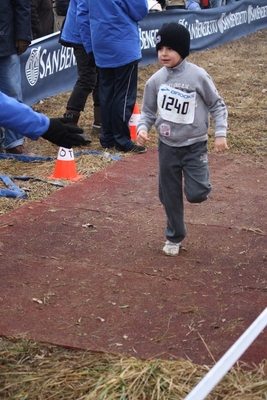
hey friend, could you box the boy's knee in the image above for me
[186,185,212,203]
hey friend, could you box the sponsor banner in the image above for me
[20,0,267,106]
[21,34,78,106]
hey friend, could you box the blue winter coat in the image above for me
[0,91,49,140]
[60,0,92,53]
[87,0,149,68]
[0,0,32,57]
[185,0,201,10]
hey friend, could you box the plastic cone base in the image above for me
[48,159,84,182]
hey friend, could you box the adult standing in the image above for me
[60,0,100,137]
[87,0,149,153]
[0,0,32,155]
[30,0,54,39]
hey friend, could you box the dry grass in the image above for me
[1,29,267,399]
[0,337,267,399]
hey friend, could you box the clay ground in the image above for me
[0,28,267,369]
[0,149,266,366]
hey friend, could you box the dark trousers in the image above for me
[67,47,97,112]
[158,141,212,243]
[99,62,138,151]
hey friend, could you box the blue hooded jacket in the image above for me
[87,0,148,68]
[60,0,92,53]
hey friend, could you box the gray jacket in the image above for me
[137,59,228,147]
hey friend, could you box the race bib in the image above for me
[157,84,196,124]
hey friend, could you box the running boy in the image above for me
[137,22,228,256]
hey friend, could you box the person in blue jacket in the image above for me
[0,92,86,150]
[0,0,32,155]
[87,0,149,154]
[185,0,201,10]
[59,0,101,136]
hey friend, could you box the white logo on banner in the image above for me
[25,45,76,87]
[25,47,41,87]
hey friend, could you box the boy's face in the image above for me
[158,46,183,68]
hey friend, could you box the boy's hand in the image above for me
[214,136,228,153]
[137,130,150,146]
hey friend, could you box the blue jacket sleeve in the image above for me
[0,92,50,140]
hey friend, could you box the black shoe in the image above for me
[129,144,147,154]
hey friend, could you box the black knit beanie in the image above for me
[156,22,190,59]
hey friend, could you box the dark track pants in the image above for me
[99,62,138,151]
[158,140,212,243]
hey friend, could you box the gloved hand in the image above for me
[15,40,30,55]
[42,118,86,148]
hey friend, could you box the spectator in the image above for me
[59,0,100,138]
[55,0,70,16]
[137,23,228,256]
[0,0,32,155]
[186,0,201,10]
[210,0,225,7]
[87,0,149,154]
[30,0,54,39]
[53,0,70,31]
[0,91,86,150]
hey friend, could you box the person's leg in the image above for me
[0,54,25,150]
[158,141,187,244]
[92,70,102,133]
[99,67,116,148]
[183,141,212,204]
[65,48,97,124]
[111,62,138,151]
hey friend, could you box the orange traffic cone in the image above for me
[129,103,140,141]
[48,147,84,182]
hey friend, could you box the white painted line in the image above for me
[184,307,267,400]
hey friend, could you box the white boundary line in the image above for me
[184,307,267,400]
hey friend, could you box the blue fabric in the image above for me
[0,91,50,141]
[0,175,27,199]
[185,0,201,10]
[87,0,149,68]
[61,0,92,53]
[0,54,25,149]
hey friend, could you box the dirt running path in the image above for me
[0,150,266,366]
